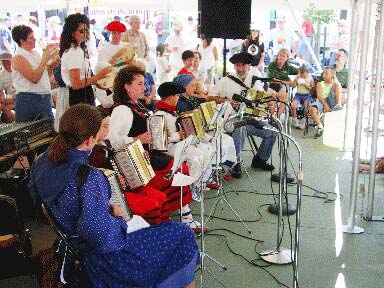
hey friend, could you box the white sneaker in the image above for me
[292,118,300,128]
[333,104,343,111]
[183,218,208,233]
[298,119,306,130]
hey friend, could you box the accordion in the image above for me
[242,88,269,118]
[147,115,168,151]
[179,109,205,140]
[111,140,156,189]
[200,101,217,131]
[99,168,132,222]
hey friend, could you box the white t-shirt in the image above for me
[212,69,264,100]
[61,45,92,87]
[96,42,126,72]
[164,34,185,68]
[268,28,299,56]
[0,69,15,98]
[12,47,51,94]
[197,44,216,70]
[156,56,170,84]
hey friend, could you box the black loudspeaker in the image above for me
[198,0,252,39]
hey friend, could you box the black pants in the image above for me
[69,86,95,106]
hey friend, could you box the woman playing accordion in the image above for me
[107,63,204,232]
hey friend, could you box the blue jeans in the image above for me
[15,92,53,122]
[232,124,277,163]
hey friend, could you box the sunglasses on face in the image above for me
[78,29,85,33]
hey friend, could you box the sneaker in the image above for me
[292,118,300,128]
[298,119,306,130]
[206,181,220,190]
[184,219,209,233]
[314,127,324,139]
[333,104,343,111]
[251,156,275,171]
[231,163,242,178]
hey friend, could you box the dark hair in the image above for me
[247,29,260,46]
[11,25,33,46]
[182,50,194,61]
[338,48,348,57]
[156,43,165,55]
[201,36,213,46]
[47,104,102,165]
[113,63,145,106]
[193,51,202,60]
[59,13,89,57]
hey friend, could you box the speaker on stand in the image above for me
[198,0,252,75]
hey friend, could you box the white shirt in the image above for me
[107,105,135,149]
[212,69,264,100]
[156,56,170,84]
[268,28,299,56]
[197,44,216,70]
[164,34,185,68]
[12,47,51,94]
[61,45,92,87]
[96,42,126,72]
[0,69,15,98]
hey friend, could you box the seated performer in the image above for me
[0,52,15,122]
[173,74,237,175]
[211,52,277,178]
[107,63,204,232]
[89,107,169,224]
[29,104,198,288]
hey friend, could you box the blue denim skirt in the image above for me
[15,92,54,122]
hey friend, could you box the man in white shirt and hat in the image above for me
[164,20,185,78]
[0,52,15,122]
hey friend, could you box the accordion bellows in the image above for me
[147,115,168,151]
[113,140,155,190]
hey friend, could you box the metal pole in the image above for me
[343,0,360,151]
[366,1,384,221]
[285,0,322,71]
[343,0,373,234]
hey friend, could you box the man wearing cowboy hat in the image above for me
[0,52,15,122]
[211,52,277,178]
[164,20,185,76]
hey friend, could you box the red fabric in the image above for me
[148,160,192,212]
[155,100,177,112]
[106,20,127,32]
[125,186,169,224]
[177,68,195,78]
[301,21,314,37]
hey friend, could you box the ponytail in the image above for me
[47,104,102,165]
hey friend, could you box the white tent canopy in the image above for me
[0,0,351,14]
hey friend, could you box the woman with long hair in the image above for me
[30,104,197,288]
[11,25,56,122]
[59,13,111,106]
[108,63,205,232]
[242,28,265,71]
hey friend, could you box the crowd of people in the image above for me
[0,10,358,287]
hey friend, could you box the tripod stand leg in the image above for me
[202,252,227,270]
[220,193,251,233]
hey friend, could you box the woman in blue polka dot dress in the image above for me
[30,104,198,288]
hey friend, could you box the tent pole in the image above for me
[366,0,384,221]
[343,0,360,151]
[343,0,373,234]
[285,0,322,71]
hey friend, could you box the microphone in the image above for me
[232,93,255,108]
[224,117,265,133]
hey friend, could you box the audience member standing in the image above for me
[122,15,149,59]
[164,20,185,77]
[155,43,171,84]
[197,36,218,92]
[242,28,265,71]
[0,18,14,54]
[328,20,349,66]
[142,21,158,53]
[11,25,55,122]
[267,16,299,58]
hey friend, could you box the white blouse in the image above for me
[107,105,135,149]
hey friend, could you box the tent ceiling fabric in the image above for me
[0,0,351,13]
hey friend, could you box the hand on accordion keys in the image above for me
[134,132,152,145]
[110,203,129,219]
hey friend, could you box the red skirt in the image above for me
[147,161,192,213]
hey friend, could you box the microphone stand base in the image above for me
[342,225,364,234]
[268,203,297,216]
[260,247,293,264]
[271,172,296,183]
